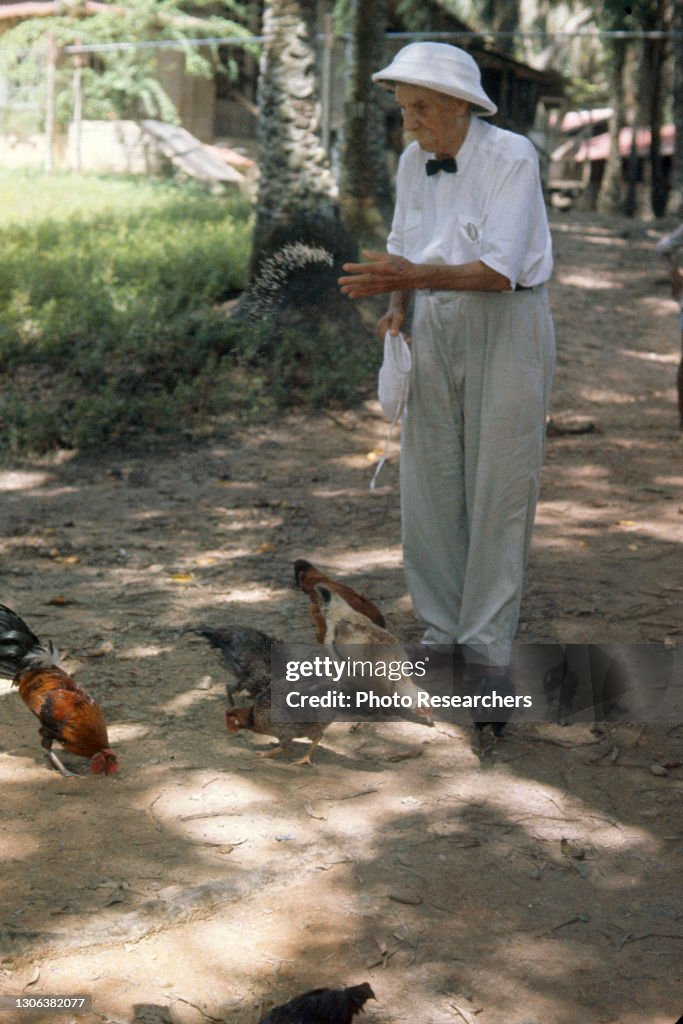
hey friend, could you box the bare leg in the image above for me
[256,745,284,759]
[292,735,322,766]
[45,749,77,778]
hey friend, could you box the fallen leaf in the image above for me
[385,748,423,763]
[388,890,423,906]
[24,966,40,989]
[304,803,326,820]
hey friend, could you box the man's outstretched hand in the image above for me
[339,250,416,298]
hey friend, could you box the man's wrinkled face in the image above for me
[395,82,469,155]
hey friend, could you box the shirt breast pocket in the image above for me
[455,215,484,258]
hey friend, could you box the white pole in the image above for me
[71,42,83,174]
[44,31,58,174]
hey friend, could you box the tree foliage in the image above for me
[0,0,251,128]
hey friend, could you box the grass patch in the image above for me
[0,171,376,458]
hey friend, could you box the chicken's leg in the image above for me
[45,749,77,778]
[41,734,77,778]
[292,734,322,767]
[256,745,284,760]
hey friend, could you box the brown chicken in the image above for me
[258,982,376,1024]
[226,688,328,766]
[294,559,385,642]
[0,604,118,778]
[201,624,330,765]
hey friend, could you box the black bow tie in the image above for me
[426,156,457,176]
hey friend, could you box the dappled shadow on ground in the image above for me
[1,211,682,1024]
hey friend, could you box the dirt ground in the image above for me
[1,210,682,1024]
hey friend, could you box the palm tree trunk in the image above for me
[339,0,393,236]
[250,0,356,275]
[242,0,370,395]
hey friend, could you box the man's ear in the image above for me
[453,97,471,118]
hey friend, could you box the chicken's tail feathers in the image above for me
[0,604,48,679]
[194,625,271,665]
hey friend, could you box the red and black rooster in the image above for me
[0,604,118,778]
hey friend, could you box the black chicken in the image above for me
[258,982,376,1024]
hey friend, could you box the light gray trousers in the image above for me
[400,286,556,667]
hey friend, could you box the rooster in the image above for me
[0,604,118,778]
[258,982,376,1024]
[315,584,433,725]
[294,559,385,642]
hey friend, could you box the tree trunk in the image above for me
[646,31,668,217]
[597,39,628,213]
[339,0,394,238]
[633,0,670,216]
[242,0,371,400]
[624,119,640,218]
[490,0,519,57]
[671,0,683,211]
[250,0,356,280]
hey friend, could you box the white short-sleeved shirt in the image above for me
[387,116,553,289]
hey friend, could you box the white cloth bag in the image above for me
[378,330,412,419]
[370,331,412,490]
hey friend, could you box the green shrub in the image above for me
[0,171,376,457]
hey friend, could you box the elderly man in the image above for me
[338,42,555,674]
